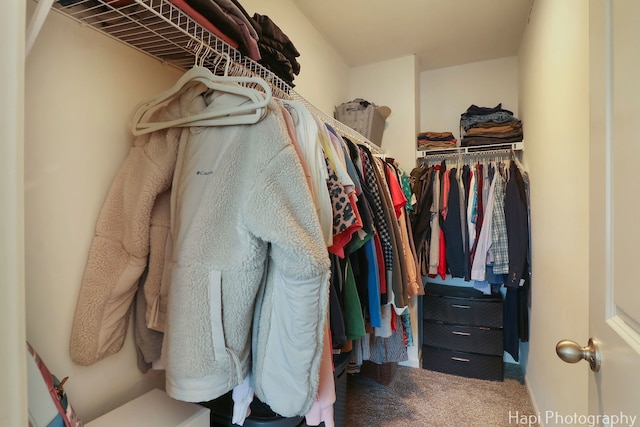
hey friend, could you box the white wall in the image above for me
[348,55,420,174]
[1,2,27,425]
[420,56,519,141]
[25,4,182,421]
[518,0,590,421]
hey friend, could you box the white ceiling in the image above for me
[293,0,534,71]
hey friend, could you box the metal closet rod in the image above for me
[416,141,524,159]
[42,0,384,155]
[418,148,522,166]
[417,142,524,166]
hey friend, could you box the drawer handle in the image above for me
[452,331,471,336]
[451,304,471,309]
[451,356,470,363]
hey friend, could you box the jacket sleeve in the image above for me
[246,146,331,417]
[69,129,180,366]
[505,164,529,288]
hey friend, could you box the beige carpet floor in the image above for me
[344,364,537,427]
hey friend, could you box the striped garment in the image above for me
[491,172,509,274]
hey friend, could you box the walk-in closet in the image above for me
[5,1,640,426]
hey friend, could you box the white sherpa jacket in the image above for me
[163,92,331,417]
[69,83,208,365]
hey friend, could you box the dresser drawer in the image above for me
[423,284,503,327]
[422,345,503,381]
[423,321,503,356]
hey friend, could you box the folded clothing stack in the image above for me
[183,0,260,60]
[59,1,301,87]
[460,103,523,147]
[251,13,301,88]
[417,131,457,150]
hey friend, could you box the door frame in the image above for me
[1,1,27,425]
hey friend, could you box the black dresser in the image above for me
[421,282,504,381]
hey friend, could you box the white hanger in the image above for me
[512,148,527,173]
[129,42,272,136]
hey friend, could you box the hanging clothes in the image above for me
[491,169,510,274]
[69,82,208,368]
[409,154,531,361]
[282,100,334,247]
[410,165,435,276]
[442,167,465,278]
[428,164,441,277]
[437,162,448,280]
[70,61,420,422]
[164,97,330,417]
[70,83,335,420]
[385,160,422,298]
[410,157,530,282]
[505,161,530,288]
[372,155,409,311]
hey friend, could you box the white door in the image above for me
[584,0,640,424]
[1,1,27,426]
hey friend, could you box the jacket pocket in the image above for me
[208,269,228,363]
[209,269,244,386]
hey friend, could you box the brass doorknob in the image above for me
[556,338,601,372]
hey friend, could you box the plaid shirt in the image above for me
[491,172,509,274]
[361,149,394,271]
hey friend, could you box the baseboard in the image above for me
[399,342,422,368]
[525,373,543,427]
[398,359,420,368]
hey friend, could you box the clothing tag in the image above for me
[519,279,525,287]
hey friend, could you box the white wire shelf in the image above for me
[416,141,524,159]
[51,0,292,98]
[48,0,383,154]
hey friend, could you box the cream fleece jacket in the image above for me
[69,83,208,366]
[71,83,330,418]
[162,95,330,417]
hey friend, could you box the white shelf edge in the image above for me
[416,141,524,158]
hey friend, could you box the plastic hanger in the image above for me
[512,148,527,172]
[130,48,270,135]
[129,43,272,136]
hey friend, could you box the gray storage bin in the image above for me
[334,99,390,147]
